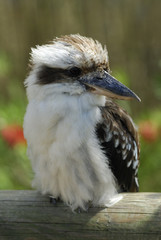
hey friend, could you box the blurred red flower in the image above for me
[139,121,158,143]
[1,124,26,147]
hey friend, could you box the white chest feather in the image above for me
[24,92,118,210]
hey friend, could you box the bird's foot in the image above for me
[75,207,88,213]
[74,202,91,213]
[49,196,61,205]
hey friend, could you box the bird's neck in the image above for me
[42,92,106,128]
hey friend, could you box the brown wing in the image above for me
[96,100,140,192]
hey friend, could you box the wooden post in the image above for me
[0,191,161,240]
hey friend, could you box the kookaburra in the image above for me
[24,34,140,211]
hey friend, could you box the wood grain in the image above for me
[0,191,161,240]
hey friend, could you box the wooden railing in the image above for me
[0,191,161,240]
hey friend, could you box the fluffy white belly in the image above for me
[24,93,117,210]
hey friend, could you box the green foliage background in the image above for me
[0,0,161,192]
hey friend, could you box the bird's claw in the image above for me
[49,196,60,205]
[75,203,90,213]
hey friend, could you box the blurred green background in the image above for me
[0,0,161,192]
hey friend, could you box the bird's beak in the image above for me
[81,71,141,101]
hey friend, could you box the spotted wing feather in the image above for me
[96,100,140,192]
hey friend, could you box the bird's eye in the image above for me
[103,68,108,72]
[68,67,82,77]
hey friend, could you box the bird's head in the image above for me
[25,34,140,102]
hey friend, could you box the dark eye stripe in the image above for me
[37,66,82,85]
[37,66,63,85]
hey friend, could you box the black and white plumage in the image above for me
[24,34,140,211]
[96,101,139,193]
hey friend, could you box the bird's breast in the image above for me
[24,93,117,209]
